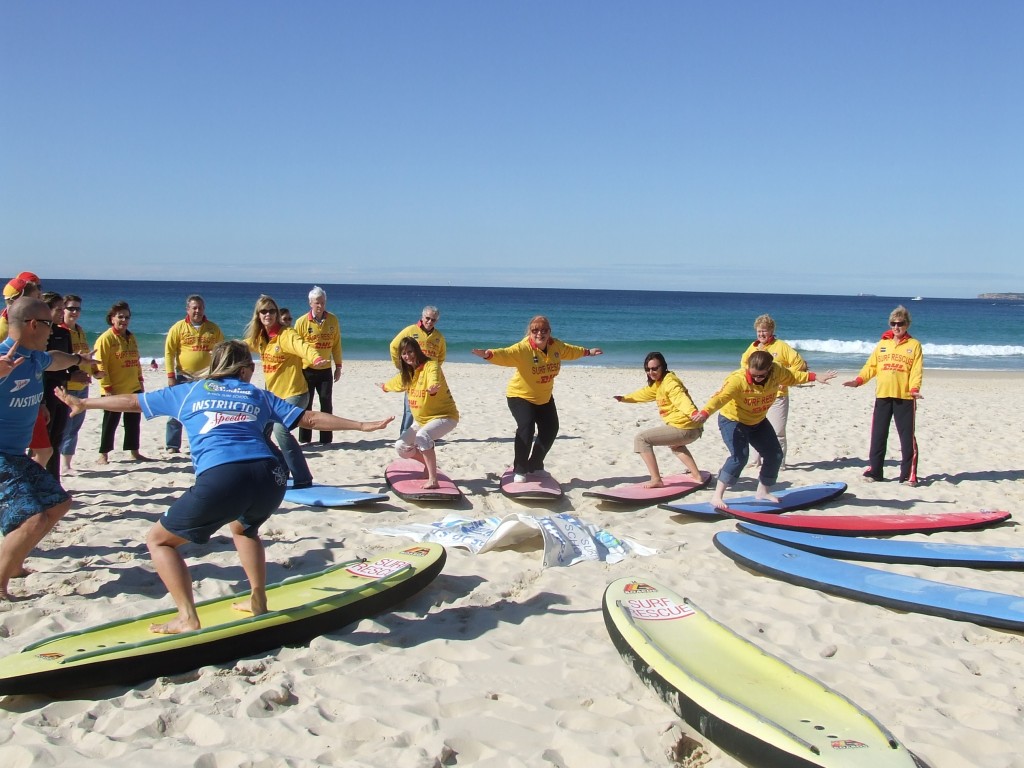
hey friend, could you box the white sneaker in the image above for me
[513,473,527,483]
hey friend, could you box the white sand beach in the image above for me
[2,362,1023,768]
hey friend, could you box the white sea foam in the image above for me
[792,339,1024,358]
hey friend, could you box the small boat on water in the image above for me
[911,296,923,301]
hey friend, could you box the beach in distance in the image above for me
[2,357,1023,768]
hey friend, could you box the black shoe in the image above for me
[292,480,313,489]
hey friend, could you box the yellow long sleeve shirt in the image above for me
[61,323,93,394]
[293,311,342,369]
[93,328,144,395]
[621,372,701,430]
[485,337,588,405]
[390,323,447,368]
[854,334,923,399]
[165,318,224,377]
[700,365,816,426]
[250,328,326,399]
[384,361,459,424]
[740,337,807,398]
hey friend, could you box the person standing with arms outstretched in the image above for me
[692,350,836,510]
[390,305,446,434]
[164,294,224,453]
[843,305,923,486]
[473,315,602,482]
[294,286,343,445]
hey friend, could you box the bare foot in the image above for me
[755,491,780,504]
[12,566,34,579]
[149,616,201,634]
[232,595,268,616]
[0,588,15,602]
[423,480,440,490]
[131,451,151,462]
[642,479,665,489]
[97,453,109,465]
[710,496,728,511]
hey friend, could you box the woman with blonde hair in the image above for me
[243,295,331,489]
[59,340,392,634]
[472,315,601,482]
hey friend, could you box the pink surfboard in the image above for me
[583,471,712,505]
[499,468,563,500]
[385,459,462,503]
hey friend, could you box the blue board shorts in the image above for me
[162,457,288,543]
[0,452,71,535]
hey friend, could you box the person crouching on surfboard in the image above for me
[691,351,836,511]
[380,337,458,490]
[614,352,703,488]
[57,340,393,635]
[472,315,602,483]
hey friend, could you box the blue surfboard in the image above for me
[661,482,847,518]
[714,531,1024,632]
[284,483,389,508]
[737,522,1024,569]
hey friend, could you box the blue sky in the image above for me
[2,1,1021,297]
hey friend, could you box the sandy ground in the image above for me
[1,362,1023,768]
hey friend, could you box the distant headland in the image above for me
[978,293,1024,300]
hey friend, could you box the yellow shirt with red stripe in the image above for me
[93,328,144,394]
[384,361,459,424]
[249,328,325,399]
[700,365,815,426]
[740,337,807,398]
[486,337,588,405]
[390,323,447,368]
[61,323,93,394]
[854,334,923,399]
[621,372,701,430]
[165,317,224,377]
[293,311,342,369]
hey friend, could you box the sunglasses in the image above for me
[65,305,82,312]
[529,328,550,334]
[258,309,278,315]
[645,365,662,372]
[750,370,770,382]
[34,317,54,327]
[890,321,907,327]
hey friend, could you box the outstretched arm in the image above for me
[297,412,394,432]
[56,387,141,415]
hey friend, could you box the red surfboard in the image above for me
[583,471,712,505]
[499,468,563,500]
[385,459,462,503]
[690,508,1011,536]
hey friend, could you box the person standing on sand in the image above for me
[691,350,836,510]
[294,286,343,445]
[740,314,807,468]
[1,298,94,601]
[390,305,446,434]
[843,305,923,486]
[58,340,393,633]
[58,293,92,473]
[92,301,148,464]
[614,352,703,488]
[472,315,602,482]
[164,294,224,454]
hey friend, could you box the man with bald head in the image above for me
[0,297,93,600]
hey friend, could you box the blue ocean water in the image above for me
[41,279,1024,371]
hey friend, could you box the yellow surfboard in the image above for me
[0,543,445,695]
[603,577,929,768]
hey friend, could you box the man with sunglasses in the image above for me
[843,305,923,486]
[692,350,837,510]
[0,298,95,600]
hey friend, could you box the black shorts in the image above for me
[161,458,288,543]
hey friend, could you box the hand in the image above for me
[55,386,87,416]
[361,416,395,432]
[589,348,603,356]
[427,384,440,395]
[842,379,861,388]
[613,395,624,402]
[70,370,90,384]
[0,341,24,377]
[817,369,838,385]
[75,351,98,366]
[690,410,709,425]
[471,349,491,359]
[334,366,342,382]
[911,391,924,400]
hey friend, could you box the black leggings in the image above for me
[867,397,918,482]
[507,397,559,474]
[299,367,335,443]
[99,400,141,454]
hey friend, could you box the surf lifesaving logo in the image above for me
[622,582,656,594]
[346,558,411,579]
[831,740,868,750]
[400,546,433,557]
[625,596,696,621]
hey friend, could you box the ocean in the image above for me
[40,279,1024,372]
